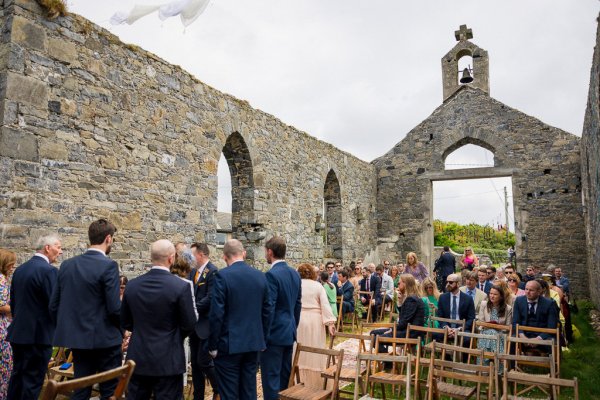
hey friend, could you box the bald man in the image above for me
[121,239,197,400]
[512,280,558,341]
[208,239,269,400]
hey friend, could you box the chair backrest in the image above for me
[496,352,559,398]
[356,290,375,322]
[456,330,507,364]
[355,353,414,400]
[41,360,136,400]
[362,322,397,339]
[429,340,485,364]
[406,323,448,345]
[515,323,560,372]
[473,320,512,336]
[507,335,556,371]
[430,316,466,331]
[327,331,373,355]
[289,344,344,394]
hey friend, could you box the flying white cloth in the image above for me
[110,0,210,27]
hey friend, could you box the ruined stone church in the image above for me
[1,1,599,305]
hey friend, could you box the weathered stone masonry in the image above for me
[0,1,599,305]
[0,0,377,271]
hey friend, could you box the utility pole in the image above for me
[504,186,509,240]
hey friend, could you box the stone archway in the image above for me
[222,132,261,262]
[324,169,343,260]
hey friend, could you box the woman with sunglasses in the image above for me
[506,273,525,305]
[459,248,479,271]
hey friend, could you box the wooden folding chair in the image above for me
[430,316,466,333]
[356,290,375,323]
[515,324,560,377]
[406,325,448,347]
[280,344,344,400]
[504,336,557,398]
[426,342,493,400]
[40,360,135,400]
[355,352,414,400]
[497,352,578,400]
[370,337,421,399]
[362,322,397,340]
[47,349,74,381]
[378,288,393,321]
[337,295,358,332]
[321,332,373,398]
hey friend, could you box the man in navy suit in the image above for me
[260,236,302,400]
[188,242,220,400]
[512,280,558,348]
[477,269,492,295]
[436,274,476,342]
[121,239,197,399]
[7,234,62,400]
[208,239,269,400]
[325,261,337,285]
[434,246,456,292]
[337,270,354,313]
[359,265,381,319]
[49,219,122,400]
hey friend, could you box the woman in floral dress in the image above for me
[0,249,16,399]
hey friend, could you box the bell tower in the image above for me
[442,24,490,101]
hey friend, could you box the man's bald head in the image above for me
[151,239,176,266]
[525,280,542,301]
[222,239,246,265]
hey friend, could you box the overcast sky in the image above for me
[68,0,599,229]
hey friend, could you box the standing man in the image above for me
[459,271,487,315]
[260,237,302,400]
[49,219,122,400]
[188,243,220,400]
[553,266,570,297]
[121,239,197,399]
[7,234,62,400]
[434,246,456,292]
[436,273,476,341]
[208,239,269,400]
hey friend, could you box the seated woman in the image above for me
[506,273,525,305]
[370,274,425,353]
[320,271,338,319]
[459,247,479,271]
[477,285,513,359]
[420,277,440,328]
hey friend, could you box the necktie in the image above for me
[194,269,200,284]
[366,277,370,292]
[468,289,474,299]
[451,295,458,320]
[528,302,536,318]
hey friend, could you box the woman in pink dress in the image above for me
[295,263,336,388]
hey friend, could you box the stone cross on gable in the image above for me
[454,24,473,41]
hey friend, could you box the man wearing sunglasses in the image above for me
[436,274,475,342]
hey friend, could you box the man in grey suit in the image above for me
[49,219,122,400]
[122,239,197,399]
[7,234,62,400]
[460,271,488,315]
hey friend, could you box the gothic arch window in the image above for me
[324,169,342,259]
[444,141,495,170]
[457,49,473,84]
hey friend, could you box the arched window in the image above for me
[444,144,494,170]
[457,49,473,84]
[324,169,342,259]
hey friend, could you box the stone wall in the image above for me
[373,86,589,297]
[0,0,377,272]
[581,15,600,307]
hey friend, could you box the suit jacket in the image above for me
[49,250,121,349]
[208,261,269,355]
[263,261,302,346]
[397,296,425,334]
[512,295,559,339]
[7,255,57,345]
[336,280,355,310]
[330,271,339,286]
[121,268,197,376]
[188,261,218,339]
[434,252,456,278]
[359,274,381,302]
[476,280,493,295]
[437,291,476,332]
[459,286,488,315]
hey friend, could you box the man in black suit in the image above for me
[260,237,302,400]
[476,269,492,295]
[49,219,122,400]
[434,246,455,292]
[512,280,558,349]
[208,239,269,400]
[436,273,476,341]
[121,239,197,399]
[188,242,219,400]
[336,270,354,313]
[7,234,62,400]
[359,264,381,319]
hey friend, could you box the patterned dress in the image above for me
[477,307,505,369]
[0,274,12,399]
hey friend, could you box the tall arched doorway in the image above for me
[324,169,342,260]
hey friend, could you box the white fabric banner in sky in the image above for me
[110,0,210,27]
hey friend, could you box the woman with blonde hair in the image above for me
[0,249,16,399]
[371,274,425,352]
[420,277,440,327]
[460,247,479,271]
[506,273,525,304]
[405,252,428,283]
[390,265,400,288]
[296,263,336,388]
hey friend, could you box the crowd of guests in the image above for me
[0,226,573,400]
